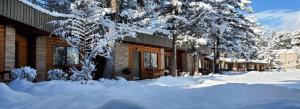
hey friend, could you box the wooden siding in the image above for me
[15,33,28,67]
[128,44,162,79]
[0,25,5,73]
[45,37,68,72]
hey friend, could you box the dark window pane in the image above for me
[165,56,171,69]
[53,46,66,65]
[67,47,80,65]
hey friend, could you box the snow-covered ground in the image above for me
[1,70,300,109]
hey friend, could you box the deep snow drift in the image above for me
[1,70,300,109]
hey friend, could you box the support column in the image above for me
[160,48,165,70]
[192,55,199,76]
[36,36,47,81]
[4,26,15,72]
[182,53,193,75]
[3,26,16,81]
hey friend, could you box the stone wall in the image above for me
[4,25,15,71]
[114,43,129,74]
[192,55,199,75]
[160,48,165,70]
[182,53,193,74]
[36,36,47,81]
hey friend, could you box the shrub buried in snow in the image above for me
[48,69,68,80]
[11,66,37,81]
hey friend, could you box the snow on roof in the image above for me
[221,58,268,64]
[248,60,269,64]
[219,57,246,63]
[276,47,300,54]
[19,0,73,18]
[205,57,268,64]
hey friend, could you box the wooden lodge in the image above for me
[0,0,268,82]
[0,0,214,81]
[219,58,268,72]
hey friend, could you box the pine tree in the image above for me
[51,0,136,82]
[121,0,260,74]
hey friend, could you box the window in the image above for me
[67,47,80,65]
[144,52,158,68]
[53,46,80,65]
[164,56,171,69]
[53,46,66,65]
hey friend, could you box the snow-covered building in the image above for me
[275,48,300,69]
[201,56,269,73]
[0,0,213,81]
[219,58,269,72]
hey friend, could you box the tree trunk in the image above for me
[213,36,221,74]
[216,37,221,74]
[171,35,177,77]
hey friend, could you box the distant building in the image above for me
[203,56,268,73]
[276,48,300,69]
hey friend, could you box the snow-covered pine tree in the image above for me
[51,0,135,82]
[120,0,212,76]
[259,30,300,69]
[121,0,260,74]
[195,0,259,61]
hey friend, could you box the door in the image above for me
[93,56,107,80]
[133,51,141,80]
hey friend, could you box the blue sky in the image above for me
[252,0,300,13]
[251,0,300,31]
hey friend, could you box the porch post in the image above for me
[36,36,47,81]
[160,48,165,70]
[193,55,199,76]
[4,25,16,80]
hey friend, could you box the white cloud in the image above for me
[251,10,300,32]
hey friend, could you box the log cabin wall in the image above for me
[128,43,162,79]
[15,33,28,68]
[45,37,68,73]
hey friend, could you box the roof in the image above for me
[0,0,57,32]
[205,56,268,64]
[219,57,269,64]
[0,0,212,52]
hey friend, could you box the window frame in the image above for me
[53,45,66,66]
[53,45,80,66]
[144,52,158,69]
[66,47,80,65]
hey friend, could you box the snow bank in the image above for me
[0,83,35,107]
[150,76,201,87]
[25,80,105,97]
[99,99,146,109]
[1,71,300,109]
[8,79,33,91]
